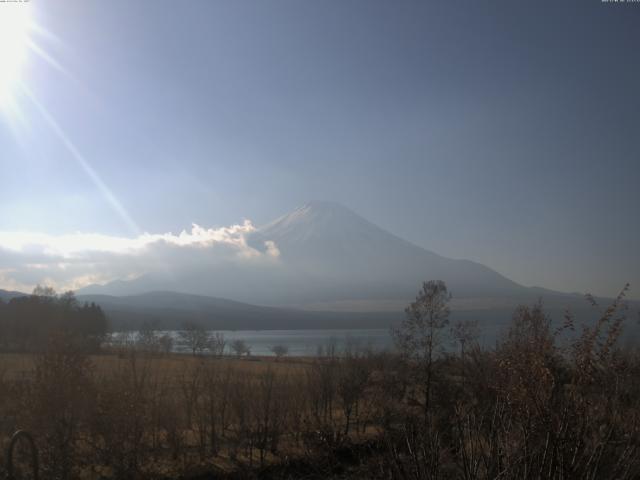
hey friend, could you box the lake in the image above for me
[211,329,395,356]
[112,322,514,357]
[114,328,396,356]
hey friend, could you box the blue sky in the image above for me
[0,0,638,298]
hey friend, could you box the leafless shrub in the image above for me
[88,351,156,479]
[230,339,251,358]
[22,334,95,480]
[136,321,161,354]
[270,344,289,361]
[178,322,210,356]
[337,351,371,436]
[158,334,174,354]
[208,332,226,357]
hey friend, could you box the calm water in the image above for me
[113,321,514,356]
[215,329,394,356]
[117,329,395,356]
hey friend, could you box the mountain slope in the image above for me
[0,289,26,302]
[79,201,565,307]
[247,201,525,300]
[76,291,402,330]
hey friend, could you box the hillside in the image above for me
[75,291,402,331]
[80,201,548,306]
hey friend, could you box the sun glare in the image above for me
[0,3,32,108]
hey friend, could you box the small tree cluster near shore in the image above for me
[0,286,107,352]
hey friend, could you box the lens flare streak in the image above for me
[22,86,141,235]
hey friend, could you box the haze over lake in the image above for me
[112,323,523,357]
[113,329,392,357]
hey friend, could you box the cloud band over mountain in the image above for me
[0,221,280,292]
[2,202,629,307]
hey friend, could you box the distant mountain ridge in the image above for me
[4,201,637,332]
[0,289,26,302]
[80,201,541,305]
[0,288,401,330]
[71,290,407,330]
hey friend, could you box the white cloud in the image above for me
[264,240,280,258]
[0,221,280,293]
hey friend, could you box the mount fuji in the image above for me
[79,201,569,309]
[247,201,527,302]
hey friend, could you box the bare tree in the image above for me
[137,321,160,353]
[158,333,174,354]
[32,284,57,298]
[178,321,210,356]
[337,351,371,435]
[270,344,289,361]
[231,339,251,358]
[208,332,226,357]
[27,334,96,479]
[393,280,451,424]
[451,319,479,388]
[111,331,135,354]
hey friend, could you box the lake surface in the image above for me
[113,321,516,357]
[214,329,395,356]
[112,305,640,357]
[117,329,396,356]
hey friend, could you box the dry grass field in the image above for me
[0,352,312,381]
[0,347,378,479]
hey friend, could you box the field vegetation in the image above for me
[0,282,639,479]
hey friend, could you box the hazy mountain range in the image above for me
[2,202,636,331]
[79,201,578,305]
